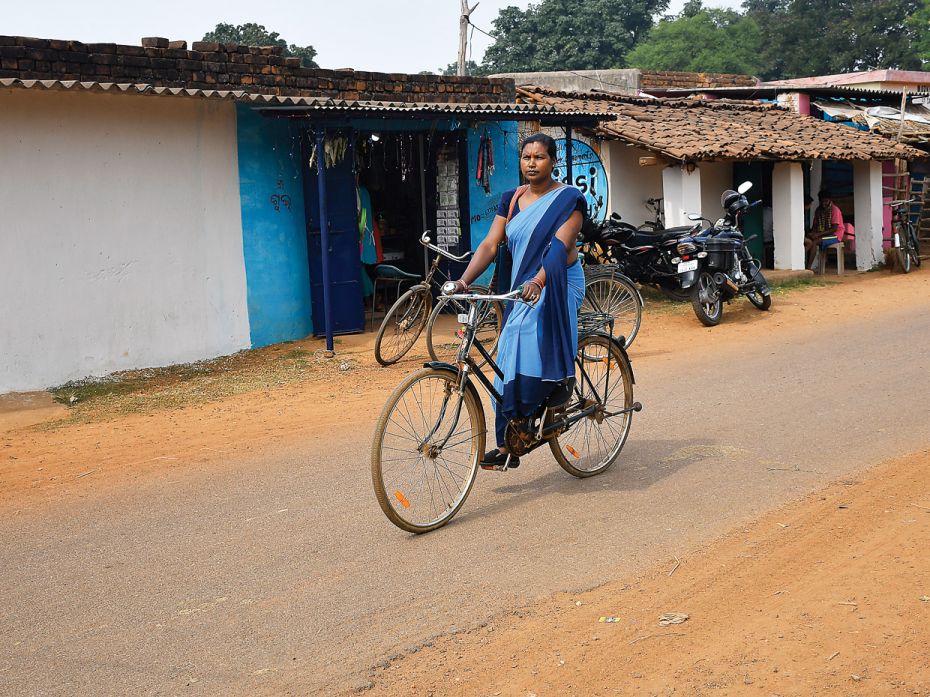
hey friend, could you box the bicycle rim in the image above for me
[371,369,484,532]
[374,289,429,366]
[581,275,642,347]
[551,335,633,477]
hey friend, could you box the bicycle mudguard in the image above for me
[422,362,487,421]
[577,333,636,385]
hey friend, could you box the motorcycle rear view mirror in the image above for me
[687,213,702,221]
[737,181,753,194]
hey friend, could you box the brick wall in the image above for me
[640,70,757,89]
[0,36,515,103]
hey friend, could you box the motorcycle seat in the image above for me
[629,227,694,247]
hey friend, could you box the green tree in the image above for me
[627,4,765,75]
[439,60,484,76]
[742,0,922,80]
[480,0,670,73]
[202,22,319,68]
[907,0,930,68]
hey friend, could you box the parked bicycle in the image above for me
[577,218,644,347]
[889,198,921,274]
[638,197,665,232]
[373,232,503,366]
[371,283,641,533]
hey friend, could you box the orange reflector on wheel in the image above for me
[394,490,411,509]
[566,445,581,459]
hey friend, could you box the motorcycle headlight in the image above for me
[677,242,697,256]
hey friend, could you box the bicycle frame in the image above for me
[425,293,625,455]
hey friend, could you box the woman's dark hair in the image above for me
[521,133,557,161]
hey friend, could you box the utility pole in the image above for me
[458,0,479,76]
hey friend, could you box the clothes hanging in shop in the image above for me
[357,185,383,297]
[475,131,495,194]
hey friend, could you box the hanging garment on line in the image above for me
[475,132,495,194]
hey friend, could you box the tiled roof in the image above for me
[516,86,926,162]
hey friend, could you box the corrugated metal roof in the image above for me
[645,85,930,99]
[0,78,604,117]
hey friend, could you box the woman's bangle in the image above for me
[530,275,545,289]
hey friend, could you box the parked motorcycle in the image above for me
[580,214,702,300]
[683,182,772,326]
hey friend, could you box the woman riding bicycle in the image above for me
[449,133,587,470]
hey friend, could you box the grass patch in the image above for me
[769,276,833,295]
[45,344,357,427]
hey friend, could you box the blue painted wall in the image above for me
[466,122,520,286]
[236,105,313,346]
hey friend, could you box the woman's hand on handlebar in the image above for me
[520,280,542,304]
[449,279,469,294]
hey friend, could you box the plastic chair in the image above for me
[818,242,845,276]
[370,264,421,329]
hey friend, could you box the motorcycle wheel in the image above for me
[746,290,772,311]
[691,272,722,326]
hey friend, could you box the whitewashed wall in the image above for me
[0,89,250,392]
[603,143,663,226]
[698,161,733,223]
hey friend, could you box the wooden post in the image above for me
[458,1,479,76]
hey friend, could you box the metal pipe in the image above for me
[315,128,335,352]
[565,125,574,185]
[419,133,429,278]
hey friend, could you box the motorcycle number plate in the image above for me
[457,313,469,324]
[678,260,699,273]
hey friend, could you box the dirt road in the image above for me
[1,270,929,696]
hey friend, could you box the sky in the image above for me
[4,0,743,74]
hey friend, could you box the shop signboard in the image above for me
[552,138,608,223]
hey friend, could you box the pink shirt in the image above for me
[830,203,846,241]
[815,202,846,240]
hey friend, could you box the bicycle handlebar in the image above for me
[889,199,916,208]
[440,281,525,303]
[420,231,472,262]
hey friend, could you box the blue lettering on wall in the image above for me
[552,139,608,223]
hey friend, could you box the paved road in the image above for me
[3,303,930,696]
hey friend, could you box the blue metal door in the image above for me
[304,131,365,336]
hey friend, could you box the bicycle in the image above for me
[373,232,504,366]
[580,264,643,348]
[638,197,665,232]
[370,283,642,533]
[889,199,921,274]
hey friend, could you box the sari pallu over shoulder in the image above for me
[496,186,586,423]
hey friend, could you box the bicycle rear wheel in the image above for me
[371,368,485,533]
[550,334,634,478]
[425,286,503,366]
[892,223,910,273]
[374,287,430,366]
[581,271,642,347]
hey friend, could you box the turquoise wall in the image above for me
[236,105,313,346]
[466,122,520,286]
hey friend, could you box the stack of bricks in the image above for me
[0,36,515,103]
[640,70,757,89]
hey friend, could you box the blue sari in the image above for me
[494,186,586,447]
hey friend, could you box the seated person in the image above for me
[805,191,846,268]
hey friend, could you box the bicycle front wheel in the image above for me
[907,224,921,268]
[581,271,642,347]
[425,286,503,366]
[550,334,634,478]
[374,287,430,366]
[371,368,485,533]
